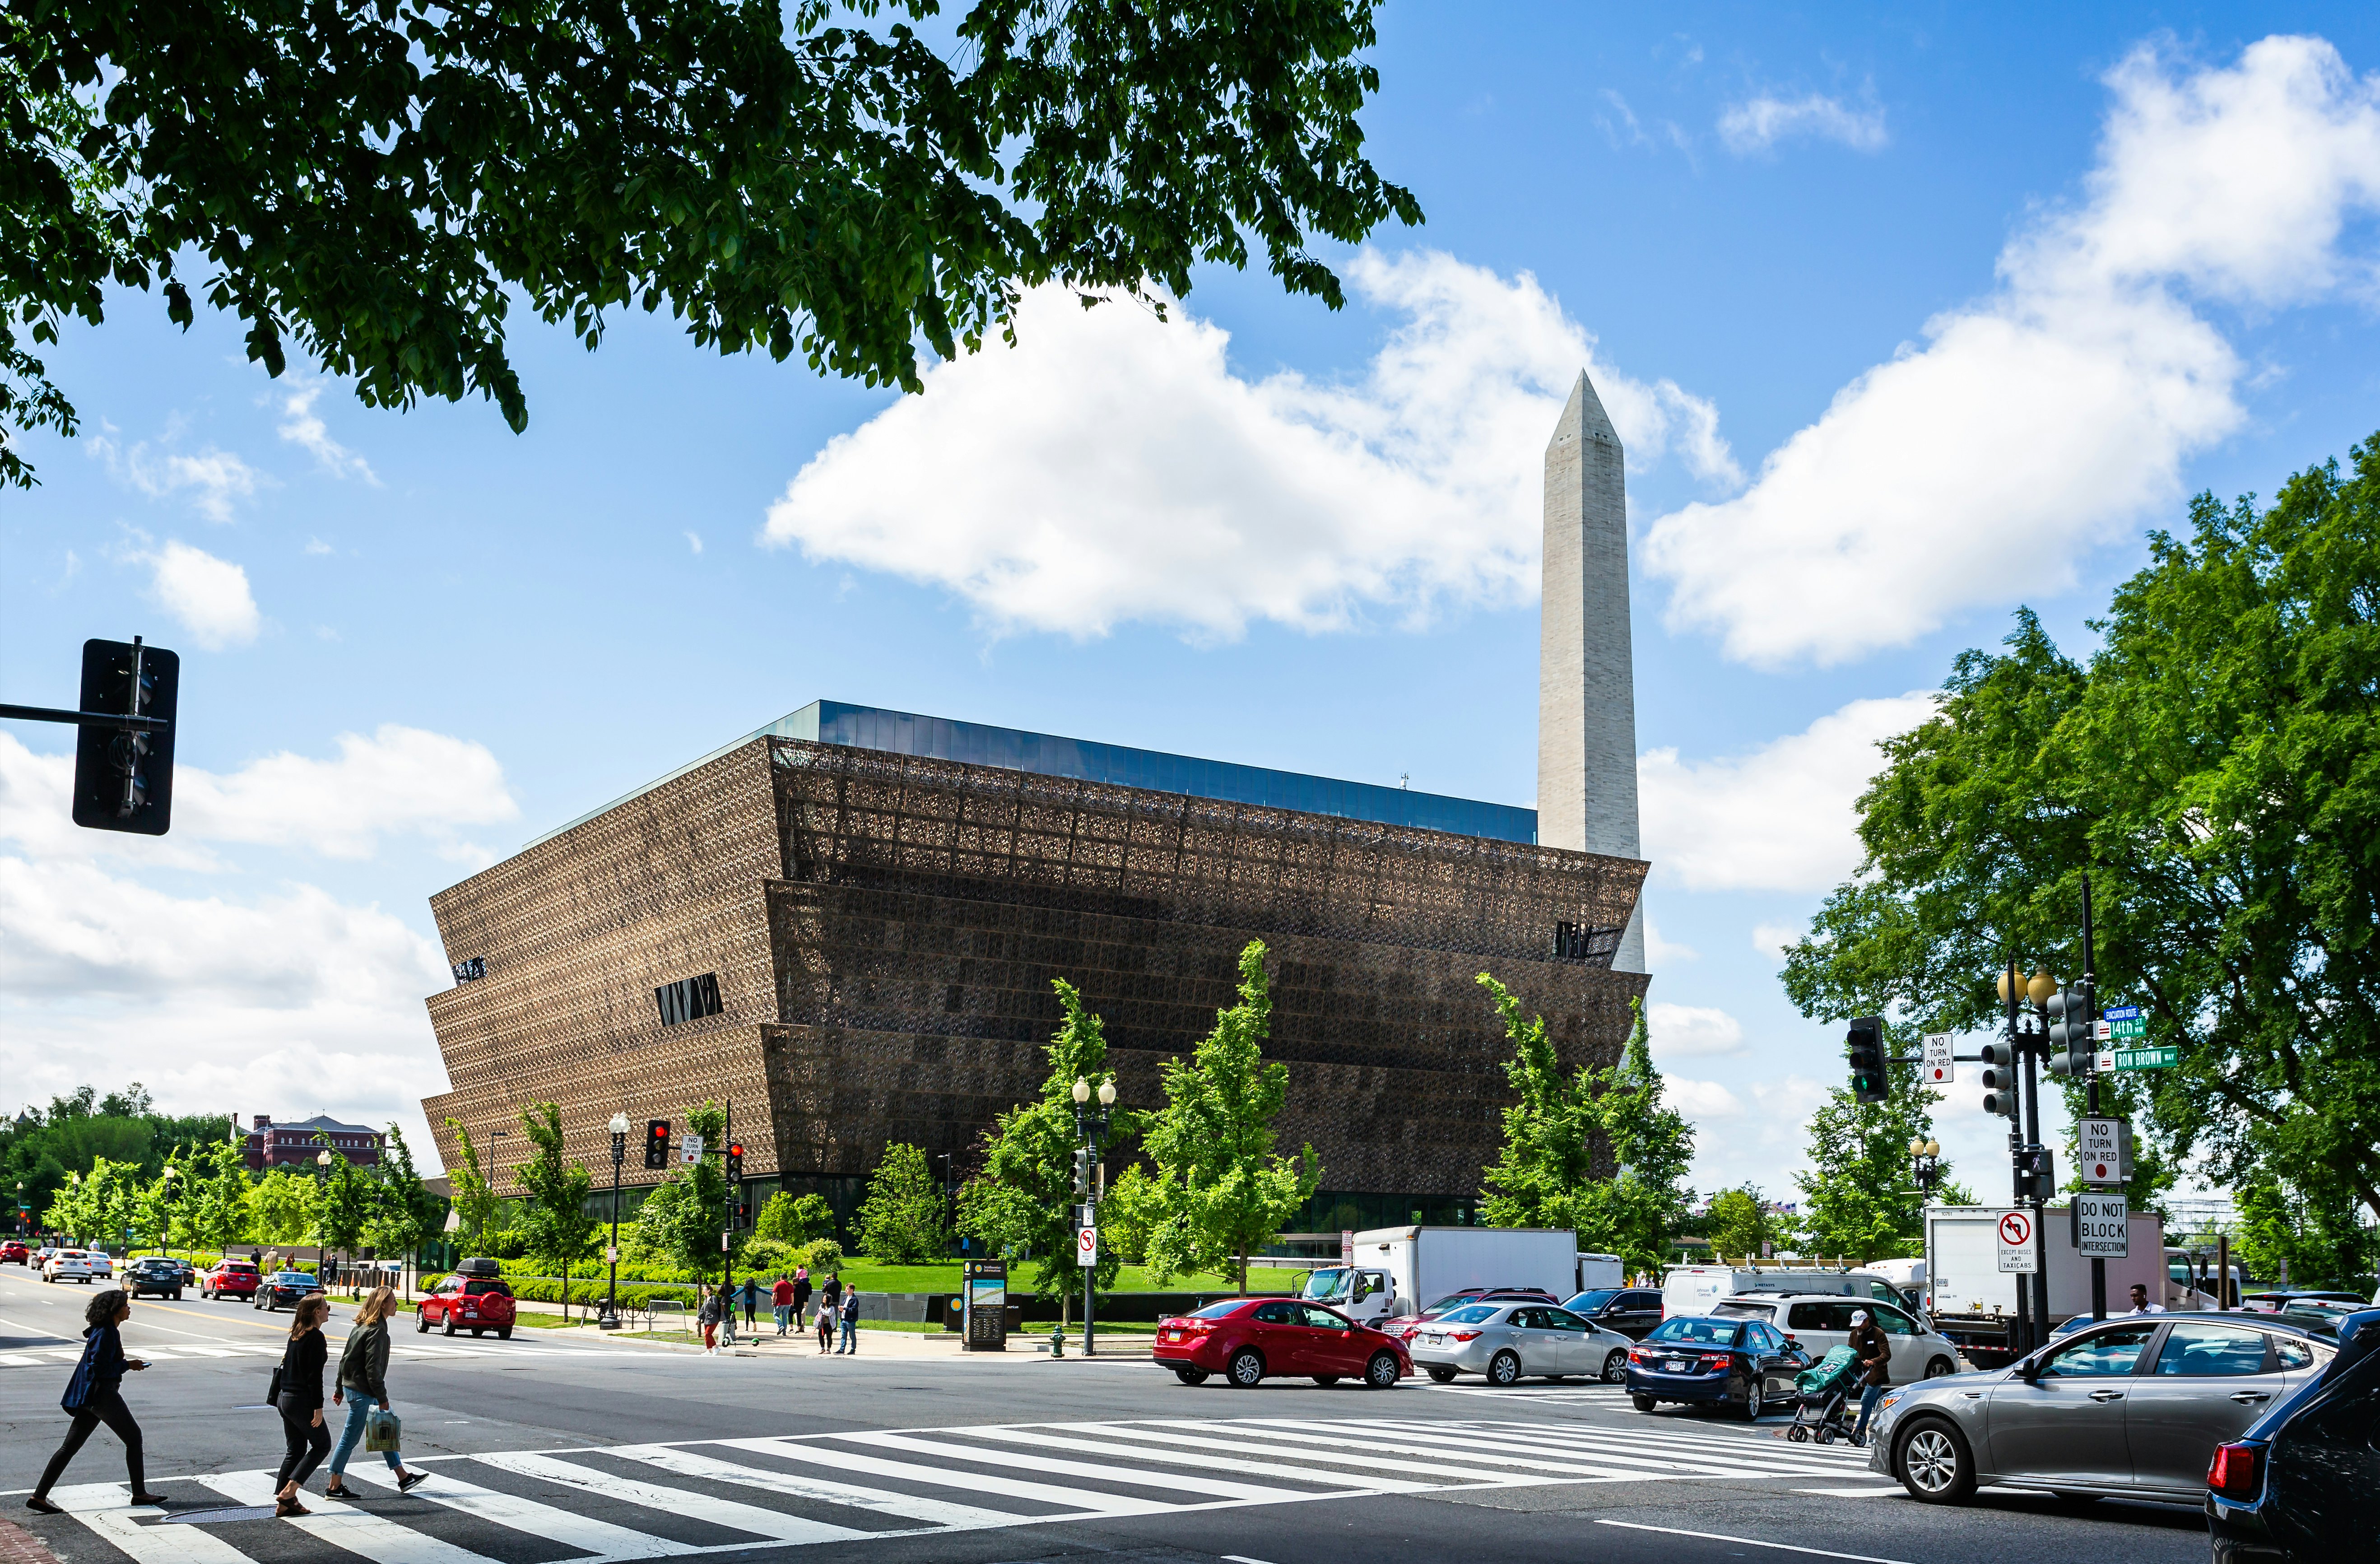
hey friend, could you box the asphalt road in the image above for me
[0,1266,2213,1564]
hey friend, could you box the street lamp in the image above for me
[1907,1137,1943,1202]
[1070,1076,1118,1357]
[158,1165,177,1261]
[601,1112,630,1331]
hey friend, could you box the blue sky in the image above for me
[5,2,2377,1204]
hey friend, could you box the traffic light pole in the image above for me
[720,1097,733,1318]
[601,1127,625,1331]
[2081,872,2106,1322]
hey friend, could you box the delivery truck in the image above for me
[1924,1204,2167,1367]
[1300,1227,1588,1327]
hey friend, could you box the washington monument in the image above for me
[1538,370,1646,973]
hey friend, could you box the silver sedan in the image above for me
[1867,1314,2334,1503]
[1407,1302,1635,1386]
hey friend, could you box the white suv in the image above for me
[1709,1293,1961,1382]
[42,1248,112,1285]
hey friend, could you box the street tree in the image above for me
[443,1118,502,1250]
[1790,1052,1971,1263]
[3,0,1421,489]
[856,1143,945,1264]
[316,1151,375,1288]
[247,1168,321,1251]
[514,1104,598,1320]
[754,1191,836,1247]
[1123,941,1319,1294]
[1781,434,2380,1237]
[1475,985,1696,1275]
[364,1126,433,1280]
[1704,1187,1774,1264]
[186,1135,256,1256]
[626,1103,731,1281]
[958,978,1138,1307]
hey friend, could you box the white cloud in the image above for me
[87,425,262,522]
[1718,91,1889,154]
[304,537,334,556]
[685,531,704,555]
[1639,691,1936,892]
[1648,36,2380,667]
[1648,1001,1746,1059]
[762,250,1737,639]
[137,539,261,649]
[1644,918,1699,965]
[1664,1075,1744,1119]
[276,384,377,483]
[1752,921,1802,960]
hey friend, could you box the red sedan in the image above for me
[1155,1298,1413,1389]
[0,1242,28,1266]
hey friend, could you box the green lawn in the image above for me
[823,1262,1306,1295]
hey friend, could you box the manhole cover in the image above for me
[155,1506,276,1525]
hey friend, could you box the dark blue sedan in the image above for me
[1626,1314,1807,1420]
[2207,1308,2380,1562]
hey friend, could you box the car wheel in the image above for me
[1364,1352,1400,1390]
[496,1327,512,1341]
[1312,1375,1340,1387]
[1425,1365,1458,1383]
[444,1317,457,1336]
[1924,1356,1957,1379]
[415,1312,430,1334]
[1227,1348,1264,1388]
[172,1290,181,1300]
[1486,1350,1522,1387]
[1894,1418,1977,1504]
[1173,1366,1210,1385]
[1630,1393,1657,1412]
[1602,1349,1628,1383]
[1734,1381,1760,1420]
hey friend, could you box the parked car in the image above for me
[1562,1286,1667,1340]
[255,1270,326,1312]
[2237,1291,2368,1315]
[125,1256,185,1299]
[1868,1314,2335,1504]
[0,1241,28,1265]
[41,1248,112,1284]
[418,1273,517,1339]
[200,1258,262,1301]
[2207,1308,2380,1562]
[1710,1294,1961,1382]
[1408,1300,1636,1386]
[1389,1289,1556,1346]
[1153,1297,1410,1388]
[1626,1314,1809,1418]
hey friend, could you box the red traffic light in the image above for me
[728,1142,744,1158]
[648,1122,669,1140]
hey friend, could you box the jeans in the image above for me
[276,1399,332,1490]
[35,1387,144,1498]
[1852,1383,1887,1441]
[839,1314,856,1353]
[327,1395,402,1476]
[773,1305,791,1334]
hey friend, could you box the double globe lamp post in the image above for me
[601,1111,630,1331]
[1070,1075,1117,1358]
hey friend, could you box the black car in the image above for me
[125,1257,183,1300]
[254,1270,326,1312]
[1563,1286,1666,1340]
[1626,1314,1808,1418]
[2208,1308,2380,1562]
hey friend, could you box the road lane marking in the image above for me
[844,1429,1353,1504]
[749,1438,1180,1516]
[43,1486,251,1563]
[616,1443,1023,1531]
[201,1468,492,1563]
[1595,1520,1919,1563]
[476,1451,874,1545]
[343,1461,698,1556]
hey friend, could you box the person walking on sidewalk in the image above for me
[792,1267,812,1328]
[739,1276,759,1332]
[322,1287,429,1500]
[697,1286,723,1354]
[838,1288,860,1354]
[772,1275,795,1336]
[814,1292,837,1354]
[27,1289,166,1515]
[272,1295,334,1515]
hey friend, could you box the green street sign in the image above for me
[2112,1046,2179,1071]
[2109,1016,2148,1040]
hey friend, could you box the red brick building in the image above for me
[243,1115,385,1171]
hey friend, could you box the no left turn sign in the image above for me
[1996,1208,2039,1273]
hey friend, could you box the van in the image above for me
[1662,1265,1905,1320]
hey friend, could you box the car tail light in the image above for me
[1700,1353,1732,1371]
[2208,1442,2261,1498]
[1629,1349,1650,1365]
[1449,1330,1483,1342]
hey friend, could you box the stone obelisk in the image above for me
[1538,370,1646,973]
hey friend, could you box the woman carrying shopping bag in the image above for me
[323,1286,429,1500]
[272,1295,334,1516]
[27,1289,166,1514]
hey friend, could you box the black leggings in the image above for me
[276,1400,332,1490]
[36,1387,145,1498]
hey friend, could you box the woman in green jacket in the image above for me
[323,1286,429,1499]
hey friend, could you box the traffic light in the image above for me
[1844,1016,1888,1104]
[2017,1147,2058,1202]
[725,1142,745,1182]
[731,1192,752,1229]
[70,638,178,836]
[644,1120,671,1171]
[1980,1042,2021,1119]
[1071,1148,1090,1198]
[2046,984,2095,1077]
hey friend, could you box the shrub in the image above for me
[795,1237,845,1273]
[855,1143,945,1264]
[755,1192,836,1246]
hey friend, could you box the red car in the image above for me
[0,1242,28,1265]
[1155,1298,1412,1389]
[200,1259,261,1300]
[418,1272,516,1339]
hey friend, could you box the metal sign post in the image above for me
[1077,1205,1098,1357]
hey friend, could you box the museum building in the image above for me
[419,699,1651,1231]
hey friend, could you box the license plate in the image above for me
[1665,1359,1688,1372]
[1422,1335,1442,1346]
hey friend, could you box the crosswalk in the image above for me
[0,1336,623,1371]
[35,1414,1877,1562]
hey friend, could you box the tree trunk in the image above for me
[1237,1247,1248,1295]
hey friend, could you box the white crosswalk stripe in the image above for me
[33,1413,1881,1563]
[0,1337,637,1371]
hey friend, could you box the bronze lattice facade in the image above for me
[422,726,1650,1211]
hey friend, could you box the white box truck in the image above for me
[1301,1227,1584,1327]
[1924,1205,2167,1368]
[1661,1265,1908,1320]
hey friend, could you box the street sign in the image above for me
[2109,1046,2179,1071]
[2078,1118,2134,1186]
[2101,1005,2141,1020]
[1340,1229,1355,1265]
[2073,1192,2129,1257]
[1995,1209,2039,1272]
[1076,1224,1098,1267]
[679,1134,704,1164]
[1920,1033,1955,1087]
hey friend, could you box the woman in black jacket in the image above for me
[27,1289,166,1514]
[273,1294,334,1516]
[323,1286,428,1499]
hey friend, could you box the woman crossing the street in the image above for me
[272,1295,335,1515]
[27,1288,166,1515]
[323,1286,430,1500]
[814,1291,837,1354]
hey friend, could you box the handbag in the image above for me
[266,1362,285,1404]
[364,1406,402,1453]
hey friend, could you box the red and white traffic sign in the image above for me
[1995,1208,2039,1273]
[1920,1033,1954,1086]
[1076,1224,1098,1267]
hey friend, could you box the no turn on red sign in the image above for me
[1996,1208,2040,1272]
[1920,1033,1955,1087]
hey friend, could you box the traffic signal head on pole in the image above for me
[726,1143,745,1182]
[644,1120,671,1171]
[2046,984,2095,1077]
[1072,1148,1090,1198]
[71,638,178,836]
[1844,1016,1889,1104]
[1980,1042,2020,1119]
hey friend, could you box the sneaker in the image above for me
[397,1471,430,1493]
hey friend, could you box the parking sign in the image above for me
[1920,1033,1954,1087]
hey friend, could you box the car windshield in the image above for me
[1648,1318,1742,1347]
[275,1273,314,1284]
[1567,1289,1621,1313]
[1301,1268,1353,1302]
[1437,1305,1500,1325]
[1422,1294,1483,1315]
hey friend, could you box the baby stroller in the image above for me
[1785,1345,1862,1444]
